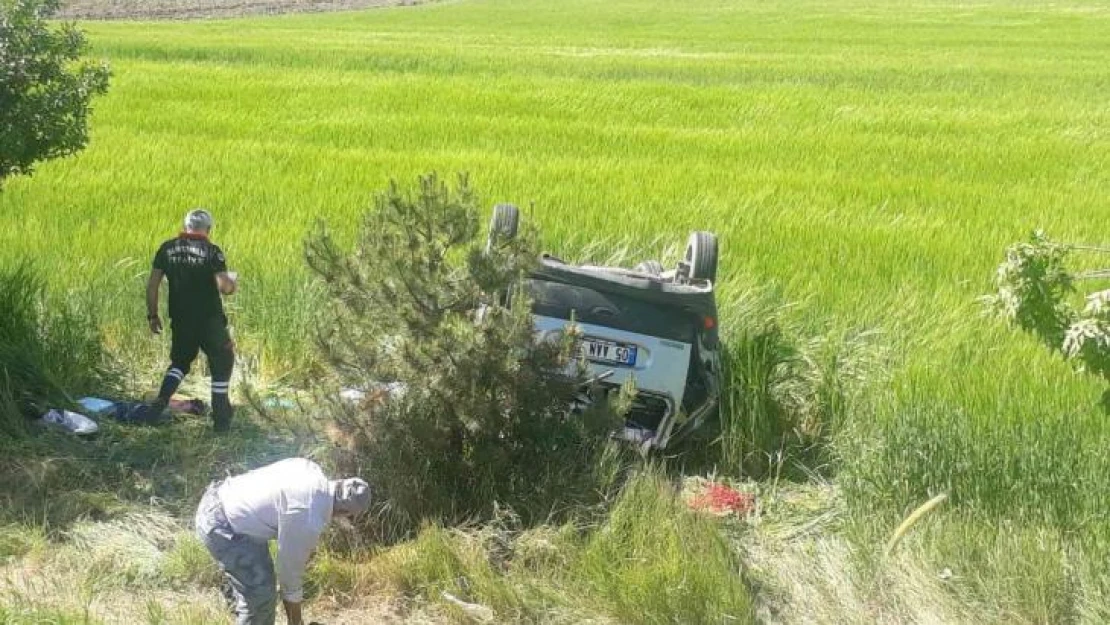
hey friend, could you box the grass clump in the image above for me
[0,524,46,561]
[709,290,882,481]
[572,470,754,624]
[0,262,119,436]
[68,512,200,591]
[0,605,101,625]
[160,534,222,589]
[847,513,1087,625]
[372,468,755,624]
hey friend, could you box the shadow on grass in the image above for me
[0,408,300,536]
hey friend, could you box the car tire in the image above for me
[635,260,664,276]
[486,203,520,252]
[684,231,718,283]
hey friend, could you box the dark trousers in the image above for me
[158,315,235,423]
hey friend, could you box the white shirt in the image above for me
[217,458,333,602]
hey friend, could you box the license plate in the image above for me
[580,338,637,366]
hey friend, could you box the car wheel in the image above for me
[634,260,663,276]
[486,203,520,252]
[683,231,718,283]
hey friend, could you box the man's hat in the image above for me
[332,478,371,516]
[184,209,214,231]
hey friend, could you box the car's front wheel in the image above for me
[683,231,718,283]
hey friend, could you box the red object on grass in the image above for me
[689,482,755,516]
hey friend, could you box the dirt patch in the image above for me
[57,0,422,21]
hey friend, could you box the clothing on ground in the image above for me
[39,409,98,435]
[110,401,173,425]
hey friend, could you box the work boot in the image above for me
[213,411,231,433]
[212,395,232,433]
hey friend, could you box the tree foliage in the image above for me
[989,231,1077,350]
[988,231,1110,408]
[305,173,624,538]
[0,0,110,187]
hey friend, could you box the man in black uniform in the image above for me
[146,209,239,431]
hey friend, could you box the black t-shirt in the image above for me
[153,234,228,322]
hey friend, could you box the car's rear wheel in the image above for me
[683,231,718,283]
[486,203,520,252]
[635,260,663,276]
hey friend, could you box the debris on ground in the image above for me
[38,409,99,436]
[339,383,406,407]
[78,397,115,415]
[262,396,297,410]
[339,388,366,403]
[685,478,756,517]
[441,592,494,623]
[36,393,206,435]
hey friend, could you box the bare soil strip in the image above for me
[58,0,421,21]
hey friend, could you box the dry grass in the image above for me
[0,509,441,624]
[741,484,980,625]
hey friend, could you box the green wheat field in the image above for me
[3,0,1110,621]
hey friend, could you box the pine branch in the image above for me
[1077,269,1110,280]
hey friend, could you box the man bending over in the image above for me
[195,458,372,625]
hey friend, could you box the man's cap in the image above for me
[332,478,371,516]
[184,209,214,231]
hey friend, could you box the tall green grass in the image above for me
[373,468,755,623]
[0,262,119,435]
[1,0,1109,607]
